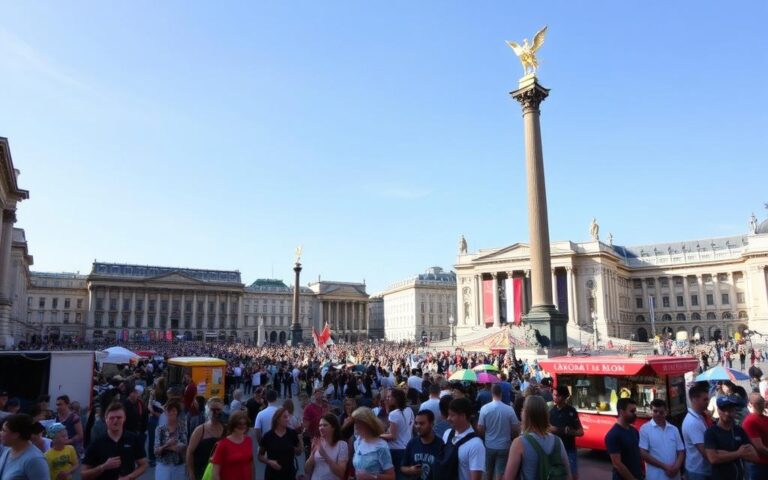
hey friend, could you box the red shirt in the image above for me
[303,402,323,438]
[183,383,197,411]
[211,435,254,479]
[742,413,768,464]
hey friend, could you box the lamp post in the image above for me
[591,311,599,349]
[449,315,456,346]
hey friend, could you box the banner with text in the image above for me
[482,278,494,326]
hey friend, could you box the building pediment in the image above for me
[473,243,531,262]
[320,285,368,299]
[145,272,206,285]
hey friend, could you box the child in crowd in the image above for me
[44,423,80,480]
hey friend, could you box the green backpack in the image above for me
[524,434,568,480]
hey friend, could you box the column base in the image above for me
[291,324,303,346]
[522,304,569,358]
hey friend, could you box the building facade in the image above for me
[0,138,30,349]
[27,272,87,342]
[456,224,768,344]
[367,295,385,340]
[379,267,457,342]
[308,281,369,343]
[243,279,315,345]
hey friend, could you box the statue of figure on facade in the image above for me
[589,218,600,241]
[749,212,758,234]
[607,232,613,246]
[459,235,468,254]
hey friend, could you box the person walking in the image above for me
[704,395,759,480]
[741,392,768,479]
[258,408,303,480]
[146,377,167,468]
[605,398,643,480]
[54,395,84,458]
[478,384,520,480]
[350,407,395,480]
[153,400,187,480]
[0,413,50,480]
[81,402,148,480]
[255,389,281,445]
[305,413,349,480]
[502,395,570,480]
[186,397,225,480]
[44,423,79,480]
[380,389,414,480]
[682,382,713,480]
[638,399,684,480]
[549,386,583,480]
[401,410,444,480]
[210,411,254,480]
[439,397,485,480]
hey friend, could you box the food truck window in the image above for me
[167,365,186,387]
[559,374,668,416]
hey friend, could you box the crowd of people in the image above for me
[1,337,768,479]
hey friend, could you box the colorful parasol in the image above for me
[476,372,500,384]
[695,365,750,382]
[449,369,478,382]
[473,364,500,372]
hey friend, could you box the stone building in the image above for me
[379,267,457,342]
[308,281,369,342]
[367,295,385,340]
[0,138,30,348]
[26,271,86,342]
[8,229,33,344]
[456,222,768,344]
[243,279,315,345]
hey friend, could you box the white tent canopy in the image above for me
[99,346,140,365]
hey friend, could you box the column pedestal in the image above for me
[291,263,303,346]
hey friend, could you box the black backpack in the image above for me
[434,430,478,477]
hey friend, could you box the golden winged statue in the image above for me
[295,245,303,264]
[506,26,548,76]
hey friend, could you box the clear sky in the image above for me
[1,1,766,294]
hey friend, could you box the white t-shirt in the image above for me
[254,404,279,436]
[407,375,423,392]
[442,427,485,480]
[759,379,768,397]
[387,408,414,450]
[311,440,349,480]
[420,398,441,422]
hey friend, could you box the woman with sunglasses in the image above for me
[258,407,304,480]
[305,413,349,480]
[211,410,254,480]
[186,397,225,480]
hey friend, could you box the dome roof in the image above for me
[757,219,768,235]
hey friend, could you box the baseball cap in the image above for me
[716,395,745,409]
[46,422,66,438]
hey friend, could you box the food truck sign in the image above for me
[540,356,699,377]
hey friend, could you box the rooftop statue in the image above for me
[506,26,548,76]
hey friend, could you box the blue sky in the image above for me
[1,1,766,294]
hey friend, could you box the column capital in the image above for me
[506,271,516,278]
[491,272,499,279]
[510,81,550,114]
[565,266,572,272]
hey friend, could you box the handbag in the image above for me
[201,441,219,480]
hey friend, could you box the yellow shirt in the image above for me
[44,445,77,480]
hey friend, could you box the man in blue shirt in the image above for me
[478,384,520,480]
[605,398,643,480]
[402,410,444,480]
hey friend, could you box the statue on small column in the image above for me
[749,213,758,234]
[589,218,600,241]
[607,233,613,246]
[459,235,468,255]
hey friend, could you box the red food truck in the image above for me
[538,355,699,450]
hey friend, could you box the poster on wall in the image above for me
[482,278,494,326]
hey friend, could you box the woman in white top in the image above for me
[379,389,413,480]
[305,414,349,480]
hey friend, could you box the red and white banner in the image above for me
[314,323,332,348]
[482,278,494,326]
[504,277,523,325]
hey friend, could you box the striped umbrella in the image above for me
[473,364,500,373]
[449,369,478,382]
[476,372,501,384]
[695,365,750,382]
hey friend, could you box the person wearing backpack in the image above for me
[436,397,485,480]
[502,395,571,480]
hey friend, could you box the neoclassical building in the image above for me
[378,267,457,342]
[308,281,370,343]
[456,222,768,344]
[243,279,315,344]
[27,272,87,341]
[367,295,385,340]
[0,138,30,349]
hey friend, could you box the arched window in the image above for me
[738,311,748,320]
[635,315,645,323]
[706,312,717,320]
[691,312,701,321]
[722,312,733,320]
[676,313,686,322]
[662,314,672,322]
[637,328,649,342]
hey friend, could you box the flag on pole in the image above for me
[319,323,332,347]
[649,295,657,338]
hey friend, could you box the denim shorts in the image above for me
[485,448,510,477]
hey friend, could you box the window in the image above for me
[109,299,117,310]
[676,296,684,307]
[676,313,686,322]
[737,292,745,304]
[63,313,70,324]
[691,312,701,321]
[37,311,44,322]
[633,279,642,289]
[706,294,714,306]
[51,312,58,323]
[635,297,643,309]
[674,277,683,286]
[96,299,103,310]
[718,273,728,282]
[660,278,669,288]
[27,297,31,307]
[662,314,672,321]
[662,296,670,308]
[691,295,699,307]
[39,297,45,308]
[123,299,131,310]
[646,279,655,288]
[161,300,169,312]
[75,313,82,323]
[64,298,71,309]
[721,294,729,305]
[136,299,144,311]
[635,315,645,323]
[76,299,83,309]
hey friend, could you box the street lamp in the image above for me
[591,311,599,349]
[449,315,456,346]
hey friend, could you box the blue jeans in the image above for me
[685,472,711,480]
[566,449,578,477]
[147,416,159,464]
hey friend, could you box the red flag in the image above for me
[319,323,331,346]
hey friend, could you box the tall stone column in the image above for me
[477,275,484,327]
[0,210,15,347]
[696,275,705,312]
[566,267,576,324]
[291,261,303,346]
[491,273,500,328]
[511,77,567,355]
